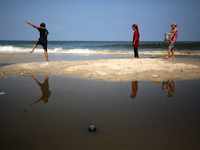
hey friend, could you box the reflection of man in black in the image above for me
[130,81,138,99]
[162,80,175,98]
[29,76,51,107]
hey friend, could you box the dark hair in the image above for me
[132,24,138,31]
[40,23,46,28]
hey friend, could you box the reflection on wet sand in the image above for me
[130,80,175,99]
[162,80,175,98]
[130,81,138,99]
[29,76,51,107]
[0,77,199,150]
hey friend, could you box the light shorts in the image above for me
[168,40,176,50]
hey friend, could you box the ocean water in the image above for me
[0,41,200,56]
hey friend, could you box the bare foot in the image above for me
[29,51,33,53]
[165,56,169,59]
[170,57,175,59]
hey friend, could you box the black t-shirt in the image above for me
[38,28,49,43]
[38,78,51,100]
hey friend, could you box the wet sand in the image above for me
[1,56,200,81]
[0,53,43,61]
[0,76,200,150]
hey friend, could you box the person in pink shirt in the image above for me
[165,23,178,59]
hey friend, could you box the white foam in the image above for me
[0,46,200,55]
[0,46,32,53]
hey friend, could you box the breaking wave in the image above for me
[0,46,200,56]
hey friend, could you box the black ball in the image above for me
[88,125,96,132]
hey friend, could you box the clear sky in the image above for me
[0,0,200,41]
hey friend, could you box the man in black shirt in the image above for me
[25,21,49,61]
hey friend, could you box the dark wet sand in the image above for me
[0,76,200,150]
[0,53,43,61]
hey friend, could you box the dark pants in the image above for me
[134,47,139,58]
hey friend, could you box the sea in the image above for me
[0,41,200,56]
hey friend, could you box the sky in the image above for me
[0,0,200,41]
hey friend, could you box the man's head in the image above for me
[43,98,48,103]
[40,23,46,28]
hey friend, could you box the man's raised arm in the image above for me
[25,20,38,29]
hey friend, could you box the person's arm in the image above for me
[133,30,138,46]
[25,20,38,29]
[168,29,178,42]
[133,38,137,46]
[29,99,42,107]
[31,76,40,86]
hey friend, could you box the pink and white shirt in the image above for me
[170,29,178,41]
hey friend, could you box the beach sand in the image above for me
[0,54,200,81]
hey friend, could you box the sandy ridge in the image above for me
[1,58,200,81]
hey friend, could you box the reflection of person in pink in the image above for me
[163,80,175,98]
[130,81,138,99]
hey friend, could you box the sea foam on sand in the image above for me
[1,58,200,81]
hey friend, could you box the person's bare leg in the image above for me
[165,49,170,58]
[170,50,175,59]
[44,50,48,62]
[30,43,38,53]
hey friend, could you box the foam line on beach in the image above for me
[0,46,200,56]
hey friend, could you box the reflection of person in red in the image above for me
[162,80,175,98]
[130,81,138,99]
[29,76,51,107]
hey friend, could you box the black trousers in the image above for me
[134,47,139,58]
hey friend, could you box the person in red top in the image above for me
[132,24,140,59]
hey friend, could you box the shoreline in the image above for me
[0,53,43,61]
[1,56,200,81]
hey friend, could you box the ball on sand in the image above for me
[21,73,24,77]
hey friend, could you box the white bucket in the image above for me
[165,33,172,42]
